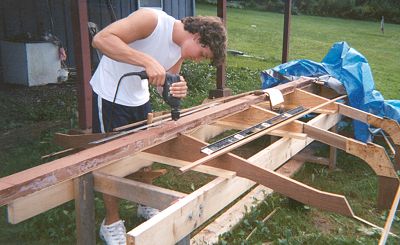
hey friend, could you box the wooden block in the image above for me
[126,168,167,184]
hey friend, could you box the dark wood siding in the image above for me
[0,0,194,70]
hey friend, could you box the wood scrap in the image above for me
[245,208,279,241]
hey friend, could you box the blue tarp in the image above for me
[261,41,400,142]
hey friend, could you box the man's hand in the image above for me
[144,58,166,87]
[169,76,188,98]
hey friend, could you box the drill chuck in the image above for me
[171,108,180,121]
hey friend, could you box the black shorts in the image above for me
[92,92,152,133]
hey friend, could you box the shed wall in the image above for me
[0,0,195,79]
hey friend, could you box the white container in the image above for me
[1,41,61,86]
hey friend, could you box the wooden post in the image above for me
[71,0,93,130]
[74,173,95,245]
[329,125,338,170]
[209,0,232,99]
[282,0,292,63]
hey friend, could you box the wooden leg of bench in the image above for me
[74,173,95,245]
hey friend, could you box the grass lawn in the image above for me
[0,3,399,244]
[198,3,400,99]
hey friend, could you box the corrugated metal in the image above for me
[0,0,194,70]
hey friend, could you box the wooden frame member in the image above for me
[0,78,314,208]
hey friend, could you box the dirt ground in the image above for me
[0,81,77,148]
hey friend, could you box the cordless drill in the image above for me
[124,71,181,121]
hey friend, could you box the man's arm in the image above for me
[92,8,166,86]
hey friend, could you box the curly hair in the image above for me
[181,16,227,66]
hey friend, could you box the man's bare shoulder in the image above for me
[107,8,159,42]
[127,8,158,26]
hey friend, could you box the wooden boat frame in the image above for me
[1,78,399,244]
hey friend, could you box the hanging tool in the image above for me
[105,0,117,22]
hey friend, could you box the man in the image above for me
[90,7,227,245]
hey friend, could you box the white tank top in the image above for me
[90,9,181,106]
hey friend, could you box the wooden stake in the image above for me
[41,148,76,159]
[147,112,154,125]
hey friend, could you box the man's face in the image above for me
[182,34,213,62]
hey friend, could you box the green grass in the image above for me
[1,3,399,244]
[197,3,400,99]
